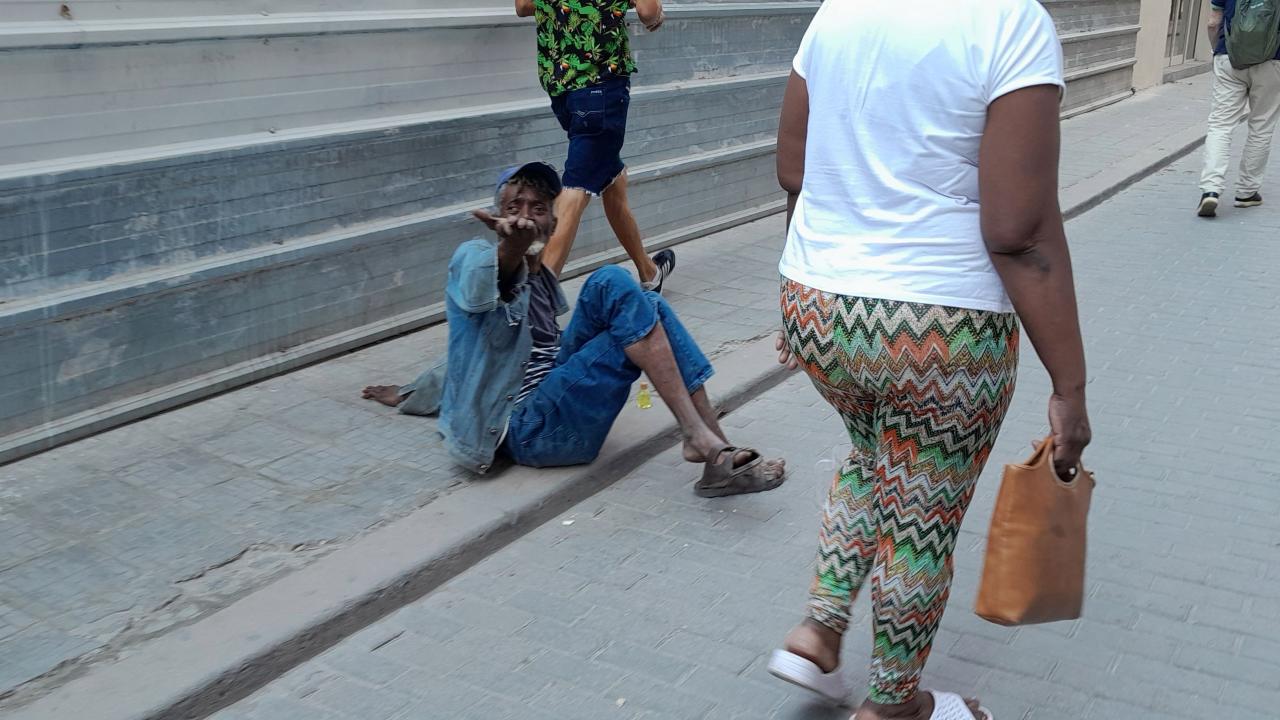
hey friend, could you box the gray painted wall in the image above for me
[0,2,814,462]
[1053,0,1142,114]
[0,0,1138,462]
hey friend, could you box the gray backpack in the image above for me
[1226,0,1280,69]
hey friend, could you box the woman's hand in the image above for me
[1047,391,1091,481]
[776,331,799,370]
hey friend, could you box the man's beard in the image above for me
[525,240,547,257]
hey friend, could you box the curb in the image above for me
[1061,123,1207,220]
[6,121,1207,720]
[6,337,793,720]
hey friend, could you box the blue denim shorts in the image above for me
[549,77,631,195]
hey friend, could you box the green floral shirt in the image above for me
[534,0,638,97]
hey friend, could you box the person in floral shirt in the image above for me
[514,0,677,294]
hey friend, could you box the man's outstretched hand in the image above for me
[473,209,545,256]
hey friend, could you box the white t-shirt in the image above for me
[778,0,1065,313]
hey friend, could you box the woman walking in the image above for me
[767,1,1092,718]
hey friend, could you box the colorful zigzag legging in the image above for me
[780,279,1019,704]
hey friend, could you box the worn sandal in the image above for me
[693,446,785,498]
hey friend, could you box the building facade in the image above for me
[0,0,1215,462]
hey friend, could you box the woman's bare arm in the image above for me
[777,71,809,230]
[773,71,809,370]
[980,84,1091,478]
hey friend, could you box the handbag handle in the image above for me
[1016,435,1096,488]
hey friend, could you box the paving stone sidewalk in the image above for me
[0,216,788,702]
[212,150,1280,720]
[1058,74,1210,194]
[0,75,1216,705]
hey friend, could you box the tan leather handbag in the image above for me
[975,436,1095,625]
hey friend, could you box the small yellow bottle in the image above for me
[636,381,652,409]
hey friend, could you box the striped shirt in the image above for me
[515,267,563,406]
[516,346,559,405]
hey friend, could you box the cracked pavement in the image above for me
[0,215,791,708]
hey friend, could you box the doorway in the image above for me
[1166,0,1205,67]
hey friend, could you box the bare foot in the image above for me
[784,619,841,674]
[361,385,403,408]
[759,456,787,480]
[683,442,706,463]
[854,692,986,720]
[638,259,659,286]
[854,693,933,720]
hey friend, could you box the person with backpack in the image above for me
[1198,0,1280,217]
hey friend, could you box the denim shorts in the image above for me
[549,77,631,195]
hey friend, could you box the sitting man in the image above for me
[362,162,785,496]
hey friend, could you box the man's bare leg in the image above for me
[602,172,659,284]
[361,385,403,408]
[690,387,733,441]
[622,323,723,460]
[541,189,592,276]
[624,325,784,483]
[690,388,785,474]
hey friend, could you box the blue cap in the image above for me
[495,161,563,199]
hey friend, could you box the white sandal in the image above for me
[929,690,993,720]
[766,649,849,702]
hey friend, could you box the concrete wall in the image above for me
[1134,0,1177,89]
[1194,0,1218,61]
[0,0,1141,463]
[1133,0,1216,90]
[1051,0,1142,116]
[0,1,815,463]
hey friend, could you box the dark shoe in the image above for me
[1198,192,1220,217]
[1235,192,1263,208]
[645,248,676,295]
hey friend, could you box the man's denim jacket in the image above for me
[399,238,568,473]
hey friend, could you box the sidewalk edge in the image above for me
[6,337,793,720]
[1061,124,1207,220]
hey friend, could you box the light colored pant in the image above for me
[1201,55,1280,196]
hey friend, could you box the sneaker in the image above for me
[1198,192,1220,217]
[1235,192,1263,208]
[643,248,676,294]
